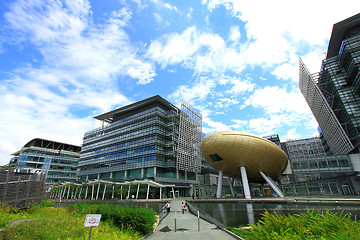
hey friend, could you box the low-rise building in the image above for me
[11,138,81,184]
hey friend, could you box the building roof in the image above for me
[94,95,179,123]
[327,13,360,59]
[22,138,81,152]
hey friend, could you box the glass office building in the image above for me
[78,95,202,197]
[12,138,81,184]
[299,13,360,155]
[285,137,326,159]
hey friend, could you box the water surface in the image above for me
[192,202,360,227]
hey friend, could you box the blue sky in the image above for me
[0,0,358,165]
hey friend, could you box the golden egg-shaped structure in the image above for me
[201,131,288,182]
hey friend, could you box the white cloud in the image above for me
[228,25,241,42]
[244,86,312,115]
[300,50,325,74]
[153,12,163,24]
[147,26,247,74]
[0,0,156,165]
[248,116,282,136]
[202,117,231,134]
[5,0,155,84]
[203,0,359,72]
[230,119,248,130]
[163,3,178,12]
[283,128,302,141]
[168,76,216,105]
[271,63,298,82]
[187,7,193,18]
[215,98,239,109]
[147,26,199,68]
[218,76,255,94]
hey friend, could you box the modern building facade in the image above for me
[11,138,81,184]
[77,95,202,198]
[299,13,360,155]
[285,137,326,159]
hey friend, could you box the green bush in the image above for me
[228,208,360,240]
[39,199,55,207]
[68,203,157,235]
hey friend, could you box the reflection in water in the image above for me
[192,202,360,227]
[246,203,255,225]
[218,203,226,225]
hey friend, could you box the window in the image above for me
[209,153,223,162]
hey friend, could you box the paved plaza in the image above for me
[145,199,239,240]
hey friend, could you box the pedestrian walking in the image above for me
[181,202,185,214]
[166,202,171,213]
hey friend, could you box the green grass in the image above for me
[228,208,360,240]
[0,200,151,240]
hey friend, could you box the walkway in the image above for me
[146,199,237,240]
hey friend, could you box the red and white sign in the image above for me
[84,214,101,227]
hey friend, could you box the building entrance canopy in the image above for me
[50,179,176,201]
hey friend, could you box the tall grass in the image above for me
[228,208,360,240]
[68,202,157,235]
[0,200,153,240]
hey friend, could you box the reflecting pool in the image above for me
[191,202,360,227]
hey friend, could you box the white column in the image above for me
[160,187,162,199]
[136,184,140,199]
[124,170,128,180]
[228,177,235,197]
[127,185,131,199]
[121,186,123,200]
[66,186,70,199]
[91,184,94,200]
[172,187,175,199]
[85,186,88,199]
[102,184,107,200]
[240,166,251,199]
[141,168,144,178]
[62,186,66,198]
[153,167,157,177]
[78,187,82,199]
[110,172,113,179]
[259,171,284,197]
[96,183,101,200]
[216,170,223,199]
[112,185,115,199]
[146,184,150,200]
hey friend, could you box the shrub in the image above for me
[68,203,157,235]
[228,208,360,240]
[39,199,55,207]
